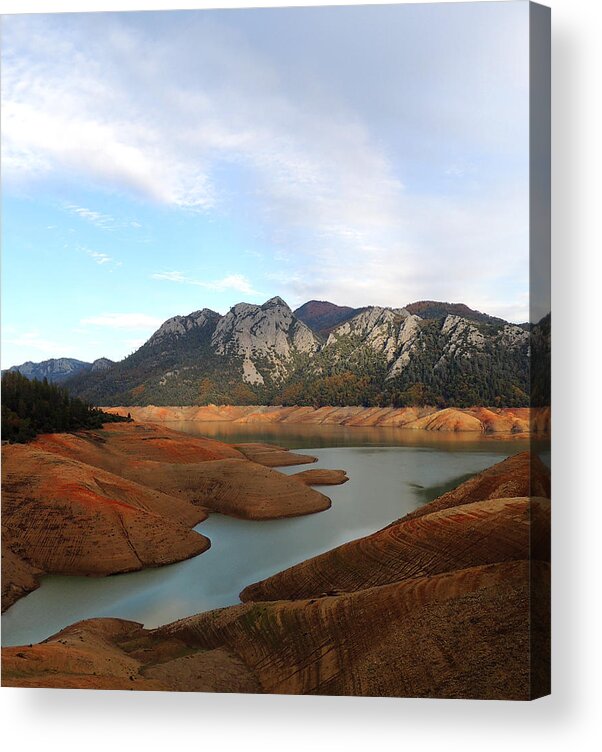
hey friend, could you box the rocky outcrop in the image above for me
[146,308,220,346]
[105,404,551,435]
[3,357,103,384]
[90,357,114,372]
[59,298,547,409]
[211,297,320,384]
[325,307,423,373]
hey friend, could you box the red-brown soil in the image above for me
[2,560,550,699]
[1,443,209,611]
[231,443,319,467]
[2,450,551,699]
[33,428,331,521]
[1,422,337,611]
[240,496,549,602]
[291,469,349,486]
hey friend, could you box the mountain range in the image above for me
[17,297,546,409]
[4,357,114,384]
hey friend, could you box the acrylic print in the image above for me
[1,2,550,699]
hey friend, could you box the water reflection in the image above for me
[163,419,547,453]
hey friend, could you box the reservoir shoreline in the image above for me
[104,404,550,435]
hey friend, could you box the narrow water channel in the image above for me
[1,437,525,647]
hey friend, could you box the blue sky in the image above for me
[1,2,530,368]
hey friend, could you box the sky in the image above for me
[1,2,531,368]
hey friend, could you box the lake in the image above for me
[1,424,547,647]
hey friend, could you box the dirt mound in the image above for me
[291,469,349,486]
[232,443,318,467]
[1,444,209,611]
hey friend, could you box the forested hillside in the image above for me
[1,372,129,443]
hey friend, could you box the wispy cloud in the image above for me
[151,271,260,296]
[64,203,115,229]
[1,14,402,234]
[87,250,113,265]
[1,7,530,321]
[73,244,121,269]
[80,313,163,329]
[151,271,187,283]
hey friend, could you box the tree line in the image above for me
[1,371,130,443]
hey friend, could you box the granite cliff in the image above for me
[56,297,544,409]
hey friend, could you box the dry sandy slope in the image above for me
[1,559,549,699]
[1,443,209,612]
[240,452,549,602]
[32,426,331,521]
[106,404,551,434]
[1,422,337,611]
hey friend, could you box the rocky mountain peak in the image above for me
[262,296,290,310]
[147,308,220,345]
[32,295,542,409]
[90,357,114,372]
[4,357,93,384]
[211,296,319,384]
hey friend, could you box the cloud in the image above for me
[1,14,402,232]
[80,313,163,329]
[151,271,187,283]
[74,244,121,269]
[64,203,115,229]
[1,7,530,321]
[151,271,260,296]
[87,251,112,265]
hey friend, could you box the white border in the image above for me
[1,1,600,749]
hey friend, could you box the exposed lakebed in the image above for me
[1,426,544,647]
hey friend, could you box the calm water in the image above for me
[1,425,546,647]
[161,419,547,451]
